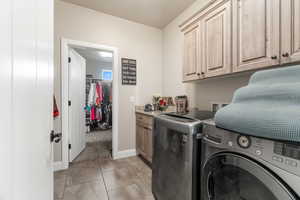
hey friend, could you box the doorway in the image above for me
[61,39,119,169]
[73,47,113,162]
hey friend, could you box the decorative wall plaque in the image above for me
[122,58,136,85]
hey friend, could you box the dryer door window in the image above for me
[201,153,296,200]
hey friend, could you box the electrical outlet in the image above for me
[211,103,220,113]
[210,102,230,113]
[221,103,229,108]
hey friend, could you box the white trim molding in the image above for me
[53,162,67,172]
[61,38,120,169]
[114,149,137,160]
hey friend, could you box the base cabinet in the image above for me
[136,124,146,157]
[136,113,153,163]
[144,127,153,162]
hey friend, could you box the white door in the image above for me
[0,0,53,199]
[69,49,87,161]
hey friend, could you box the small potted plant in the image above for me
[158,98,168,111]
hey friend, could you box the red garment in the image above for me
[95,83,103,105]
[53,95,59,118]
[109,86,112,103]
[91,106,96,121]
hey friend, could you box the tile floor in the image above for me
[86,129,112,144]
[54,134,154,200]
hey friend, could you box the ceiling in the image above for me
[74,47,113,63]
[61,0,196,28]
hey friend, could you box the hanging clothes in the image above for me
[88,83,96,106]
[90,106,96,121]
[95,82,103,106]
[109,83,113,103]
[102,82,111,104]
[86,79,113,132]
[96,106,102,121]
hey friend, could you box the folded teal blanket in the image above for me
[215,65,300,142]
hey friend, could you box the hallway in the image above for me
[54,147,154,200]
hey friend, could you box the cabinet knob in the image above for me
[201,72,205,75]
[197,73,201,76]
[282,53,289,57]
[271,55,277,60]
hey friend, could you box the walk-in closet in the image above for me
[72,47,113,161]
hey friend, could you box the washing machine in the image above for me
[152,110,213,200]
[200,121,300,200]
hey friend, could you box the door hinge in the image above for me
[69,144,72,149]
[50,130,55,143]
[68,57,71,63]
[68,100,71,106]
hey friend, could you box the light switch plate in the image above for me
[129,96,135,103]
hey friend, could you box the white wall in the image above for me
[54,0,163,161]
[162,0,252,109]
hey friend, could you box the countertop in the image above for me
[135,110,164,117]
[202,118,216,126]
[135,106,176,117]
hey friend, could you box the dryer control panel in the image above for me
[202,123,300,177]
[272,142,300,171]
[274,142,300,160]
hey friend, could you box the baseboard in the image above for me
[53,161,67,172]
[113,149,137,160]
[54,150,136,169]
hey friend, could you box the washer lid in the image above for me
[165,109,213,121]
[162,113,198,123]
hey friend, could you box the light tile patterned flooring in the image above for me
[54,130,154,200]
[86,129,112,144]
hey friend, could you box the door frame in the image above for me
[61,38,119,169]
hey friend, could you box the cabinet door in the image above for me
[200,1,232,78]
[136,124,145,156]
[232,0,280,72]
[281,0,300,64]
[145,128,153,162]
[183,24,201,81]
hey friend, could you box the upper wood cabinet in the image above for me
[232,0,280,72]
[180,0,300,82]
[200,1,232,78]
[183,24,201,81]
[281,0,300,64]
